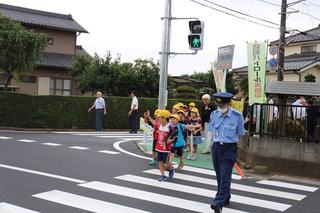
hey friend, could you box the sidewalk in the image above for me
[138,139,214,170]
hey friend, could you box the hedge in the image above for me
[0,92,203,129]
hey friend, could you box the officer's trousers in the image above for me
[211,142,238,207]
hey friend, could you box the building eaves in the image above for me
[0,3,88,33]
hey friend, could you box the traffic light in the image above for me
[188,20,204,50]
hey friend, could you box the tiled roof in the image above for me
[0,3,88,33]
[38,52,74,69]
[271,25,320,44]
[170,76,204,83]
[266,81,320,96]
[233,52,320,73]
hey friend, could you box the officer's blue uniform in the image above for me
[208,92,245,211]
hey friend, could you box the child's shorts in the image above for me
[170,147,183,157]
[187,136,203,145]
[157,152,169,163]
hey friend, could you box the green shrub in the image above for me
[0,92,203,129]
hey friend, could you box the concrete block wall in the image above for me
[238,136,320,179]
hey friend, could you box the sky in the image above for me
[1,0,319,75]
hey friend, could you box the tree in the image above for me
[239,76,248,96]
[0,15,47,90]
[71,53,160,97]
[176,85,197,99]
[304,74,316,82]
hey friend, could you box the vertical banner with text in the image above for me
[247,41,268,106]
[212,69,226,92]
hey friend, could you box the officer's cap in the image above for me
[213,92,233,106]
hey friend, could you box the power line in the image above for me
[257,0,320,22]
[203,0,279,26]
[189,0,280,29]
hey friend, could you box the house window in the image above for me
[47,38,54,45]
[19,75,36,83]
[50,79,71,96]
[301,45,316,53]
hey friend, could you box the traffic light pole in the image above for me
[158,0,172,109]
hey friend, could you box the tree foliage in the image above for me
[0,15,47,89]
[70,53,160,97]
[304,74,316,82]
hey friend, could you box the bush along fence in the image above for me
[0,92,202,130]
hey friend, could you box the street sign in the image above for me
[216,45,235,70]
[269,45,278,56]
[269,57,278,70]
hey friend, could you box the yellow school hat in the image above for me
[170,114,180,121]
[189,102,196,107]
[190,108,199,113]
[159,110,171,118]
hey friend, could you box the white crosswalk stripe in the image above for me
[115,174,291,211]
[28,165,318,213]
[33,190,150,213]
[183,165,242,180]
[79,181,247,213]
[0,202,39,213]
[257,180,318,192]
[144,169,307,200]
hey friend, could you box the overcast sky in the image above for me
[2,0,319,75]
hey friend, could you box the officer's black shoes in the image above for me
[224,195,231,206]
[210,203,222,213]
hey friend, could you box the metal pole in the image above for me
[158,0,172,109]
[277,0,287,82]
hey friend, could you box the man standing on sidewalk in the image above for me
[201,94,214,154]
[128,91,139,133]
[208,92,245,213]
[88,91,106,132]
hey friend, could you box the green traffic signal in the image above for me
[188,35,201,48]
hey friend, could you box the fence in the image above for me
[248,103,320,143]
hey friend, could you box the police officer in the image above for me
[208,92,245,213]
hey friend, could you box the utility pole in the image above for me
[158,0,172,109]
[277,0,287,82]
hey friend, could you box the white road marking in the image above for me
[116,174,291,211]
[257,180,318,192]
[113,139,151,160]
[0,202,39,213]
[98,150,120,155]
[17,139,36,143]
[0,136,13,139]
[183,165,242,180]
[42,143,62,146]
[144,169,306,201]
[53,131,143,134]
[75,133,144,136]
[33,190,149,213]
[79,181,247,213]
[0,163,86,184]
[96,136,145,139]
[69,146,90,150]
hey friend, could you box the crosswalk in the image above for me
[2,165,318,213]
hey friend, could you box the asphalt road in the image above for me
[0,130,319,213]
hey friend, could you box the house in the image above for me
[0,3,88,96]
[233,25,320,84]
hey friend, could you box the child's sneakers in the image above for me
[149,159,157,166]
[168,168,175,179]
[191,154,197,160]
[158,175,169,182]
